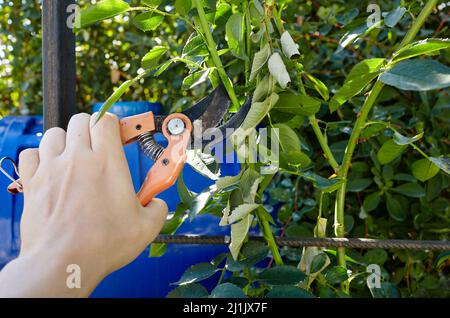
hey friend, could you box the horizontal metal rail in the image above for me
[153,235,450,251]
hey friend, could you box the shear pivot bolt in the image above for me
[167,118,185,136]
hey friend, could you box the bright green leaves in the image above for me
[272,123,301,153]
[79,0,130,27]
[95,80,133,122]
[174,0,192,15]
[133,12,164,32]
[225,13,246,60]
[329,58,385,112]
[411,159,440,182]
[142,0,163,8]
[380,59,450,91]
[377,140,407,165]
[273,92,321,116]
[393,38,450,63]
[141,46,168,69]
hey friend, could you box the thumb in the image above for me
[140,198,169,243]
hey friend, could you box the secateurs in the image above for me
[1,85,252,207]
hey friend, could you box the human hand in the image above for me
[0,113,168,297]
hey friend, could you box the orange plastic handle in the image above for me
[120,113,192,206]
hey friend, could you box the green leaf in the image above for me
[384,7,406,28]
[79,0,130,27]
[429,156,450,175]
[229,214,254,260]
[228,203,260,224]
[380,59,450,91]
[272,123,301,153]
[268,52,291,88]
[386,194,406,221]
[411,159,440,182]
[182,69,211,89]
[329,58,385,112]
[241,241,269,265]
[133,12,164,32]
[177,172,193,209]
[324,266,348,285]
[174,263,218,285]
[149,243,167,257]
[249,43,271,81]
[347,178,373,192]
[392,183,425,198]
[182,33,209,57]
[240,168,263,203]
[392,131,423,145]
[95,80,133,122]
[175,0,192,15]
[310,253,330,274]
[393,38,450,63]
[377,140,408,165]
[141,46,168,69]
[142,0,163,8]
[266,286,315,298]
[258,266,306,285]
[279,151,312,170]
[363,192,381,212]
[241,93,279,130]
[274,92,321,116]
[369,282,399,298]
[167,283,208,298]
[363,249,388,265]
[210,283,246,298]
[226,13,246,60]
[304,73,329,101]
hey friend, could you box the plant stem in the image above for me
[309,115,339,172]
[257,209,283,266]
[192,0,240,109]
[333,0,438,275]
[243,0,252,84]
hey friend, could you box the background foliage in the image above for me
[1,0,449,298]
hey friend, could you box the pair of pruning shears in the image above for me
[1,86,251,207]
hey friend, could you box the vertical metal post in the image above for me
[42,0,76,131]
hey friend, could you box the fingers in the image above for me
[65,113,92,152]
[39,127,66,161]
[140,198,168,243]
[89,112,122,153]
[18,148,39,182]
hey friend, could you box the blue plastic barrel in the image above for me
[0,102,239,297]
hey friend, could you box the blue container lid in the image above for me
[93,101,162,118]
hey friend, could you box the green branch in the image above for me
[192,0,240,109]
[334,0,438,276]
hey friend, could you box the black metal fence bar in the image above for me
[154,235,450,251]
[42,0,77,131]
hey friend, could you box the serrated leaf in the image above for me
[380,59,450,91]
[393,38,450,63]
[268,53,291,88]
[133,12,164,32]
[79,0,130,28]
[329,58,385,112]
[141,46,168,69]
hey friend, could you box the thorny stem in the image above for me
[334,0,438,287]
[192,0,240,109]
